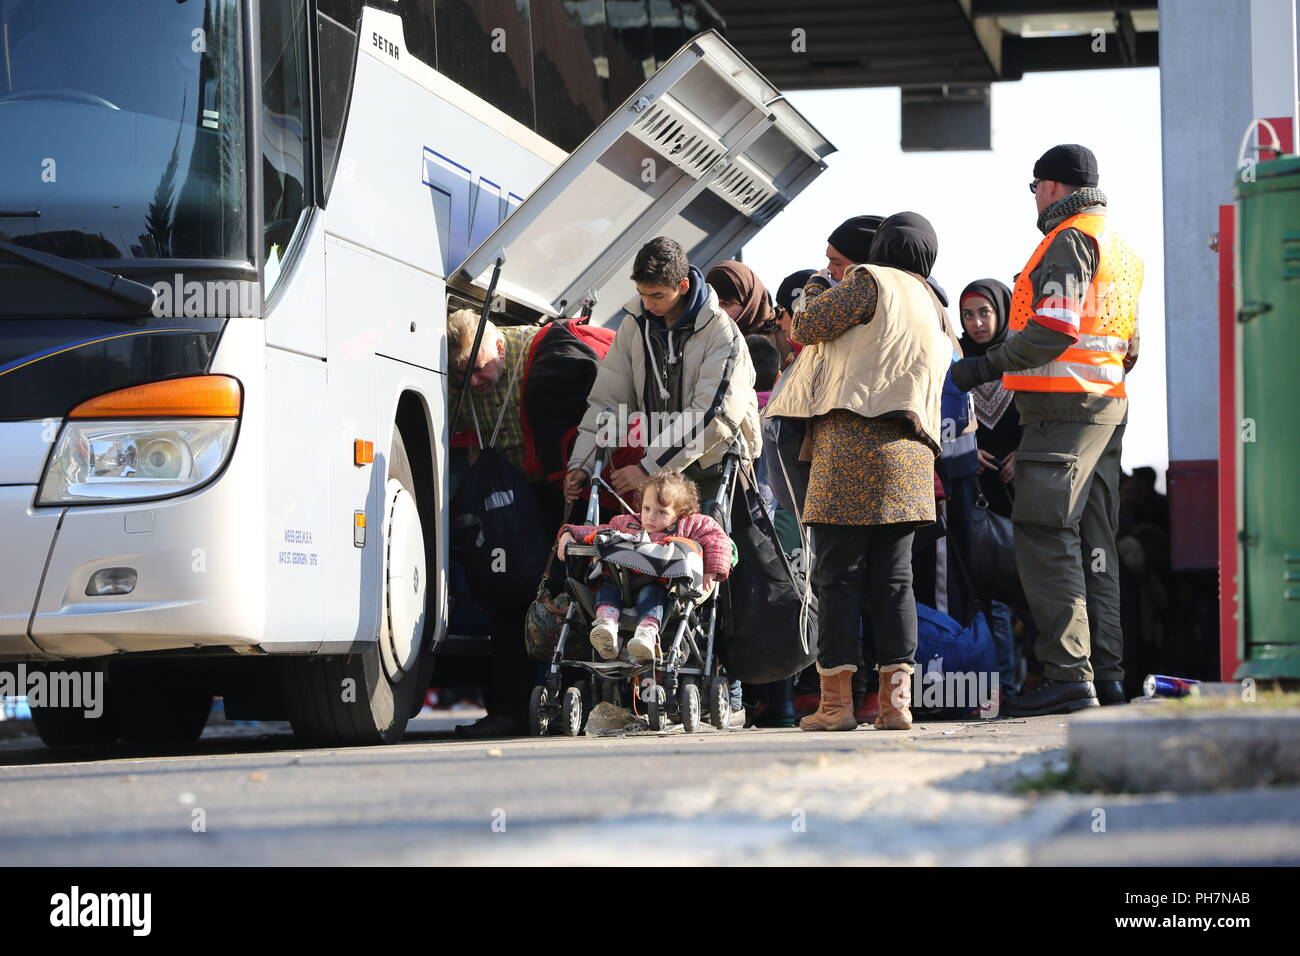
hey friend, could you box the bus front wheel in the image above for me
[279,425,435,746]
[29,663,212,750]
[30,700,120,749]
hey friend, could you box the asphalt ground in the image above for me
[1,709,1297,866]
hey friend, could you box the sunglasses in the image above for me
[1029,179,1041,194]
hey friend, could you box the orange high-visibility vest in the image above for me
[1003,213,1143,398]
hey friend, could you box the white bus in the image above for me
[0,0,832,748]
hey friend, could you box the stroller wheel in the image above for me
[559,686,584,737]
[708,677,731,730]
[528,685,550,737]
[645,684,667,732]
[679,682,701,734]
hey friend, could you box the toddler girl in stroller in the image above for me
[556,472,733,663]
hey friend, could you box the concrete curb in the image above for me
[1068,706,1300,793]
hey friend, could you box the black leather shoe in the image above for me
[454,713,526,739]
[1001,679,1099,717]
[1095,680,1129,706]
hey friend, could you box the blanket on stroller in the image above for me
[592,529,706,598]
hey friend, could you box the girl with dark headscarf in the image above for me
[706,260,789,366]
[958,277,1023,697]
[764,211,956,734]
[958,278,1019,518]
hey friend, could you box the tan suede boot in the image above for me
[875,663,915,730]
[799,666,858,731]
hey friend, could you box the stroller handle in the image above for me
[583,431,746,526]
[585,445,608,525]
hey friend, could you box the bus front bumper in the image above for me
[0,487,62,660]
[0,481,267,663]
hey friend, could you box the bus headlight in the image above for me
[137,436,188,479]
[37,420,237,504]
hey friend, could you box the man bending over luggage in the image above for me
[563,237,762,511]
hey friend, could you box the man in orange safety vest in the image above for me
[952,144,1143,717]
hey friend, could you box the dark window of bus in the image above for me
[604,0,654,109]
[679,2,721,42]
[318,1,436,68]
[261,0,313,282]
[532,0,608,151]
[0,0,248,262]
[436,0,535,130]
[316,0,362,31]
[650,0,687,68]
[398,0,439,68]
[317,12,358,202]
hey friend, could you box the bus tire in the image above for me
[27,662,117,749]
[30,702,119,749]
[29,663,213,750]
[116,686,213,747]
[280,425,434,746]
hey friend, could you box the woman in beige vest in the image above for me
[764,212,955,732]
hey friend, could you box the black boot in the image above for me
[1001,679,1099,717]
[454,713,526,739]
[1095,680,1129,706]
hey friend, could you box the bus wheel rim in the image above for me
[383,479,426,680]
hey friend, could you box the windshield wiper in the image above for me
[0,237,158,313]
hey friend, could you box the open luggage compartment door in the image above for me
[456,31,834,325]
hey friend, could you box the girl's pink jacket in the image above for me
[558,512,734,579]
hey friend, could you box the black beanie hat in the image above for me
[827,214,885,264]
[776,269,816,312]
[1033,144,1099,187]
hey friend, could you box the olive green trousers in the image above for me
[1012,419,1126,682]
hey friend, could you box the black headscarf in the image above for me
[867,211,938,279]
[957,278,1012,358]
[827,215,885,264]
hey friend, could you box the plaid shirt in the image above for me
[449,323,539,473]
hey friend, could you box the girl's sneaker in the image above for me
[589,616,620,660]
[626,622,660,663]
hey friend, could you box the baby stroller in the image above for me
[529,446,741,736]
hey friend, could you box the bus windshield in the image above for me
[0,0,248,262]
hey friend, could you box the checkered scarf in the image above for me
[1037,186,1108,235]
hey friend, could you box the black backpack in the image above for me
[761,352,811,517]
[451,448,547,609]
[718,476,819,684]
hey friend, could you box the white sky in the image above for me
[740,67,1168,484]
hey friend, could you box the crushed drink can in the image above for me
[1143,674,1200,698]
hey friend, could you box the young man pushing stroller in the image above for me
[558,235,760,713]
[562,236,762,514]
